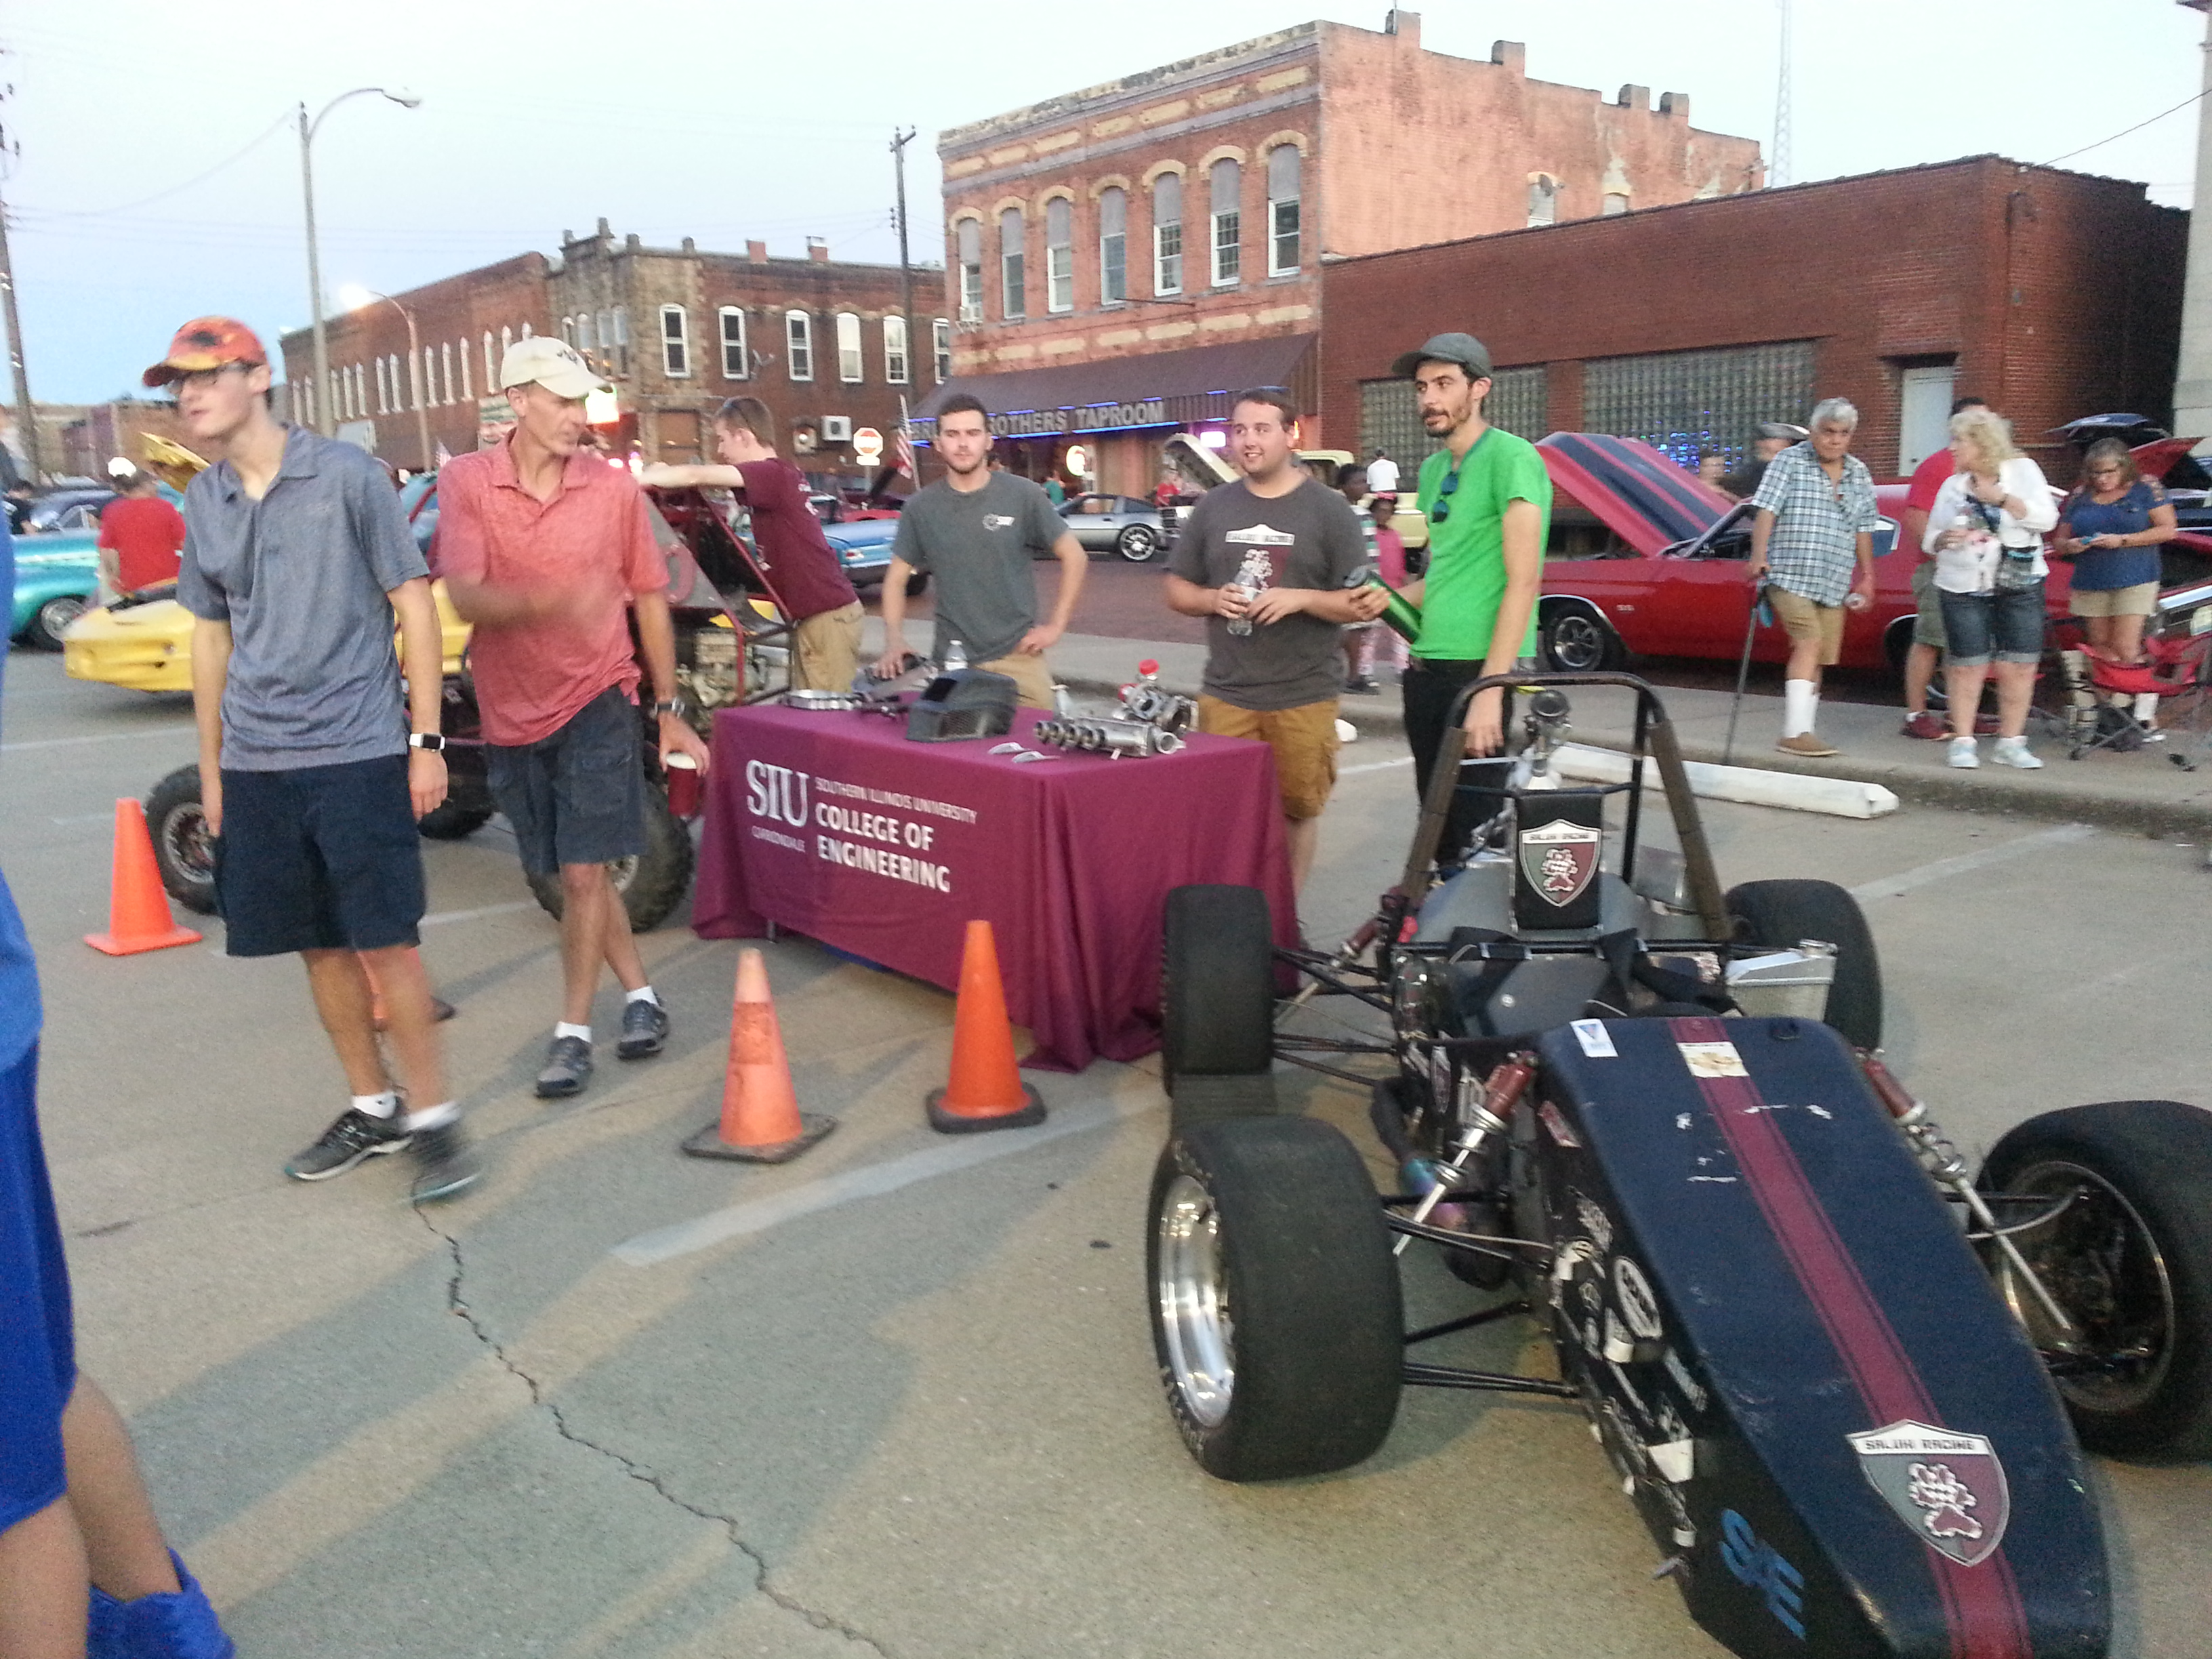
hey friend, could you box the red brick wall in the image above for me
[1318,157,2186,485]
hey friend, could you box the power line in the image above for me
[22,110,291,218]
[2037,85,2211,170]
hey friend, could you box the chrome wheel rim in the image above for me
[1549,611,1605,670]
[1120,527,1158,560]
[1999,1159,2175,1414]
[605,855,640,895]
[1156,1173,1233,1427]
[39,596,86,638]
[158,802,213,889]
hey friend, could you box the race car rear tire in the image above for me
[1149,1117,1402,1481]
[1978,1100,2212,1460]
[1724,878,1881,1048]
[144,764,218,915]
[526,785,695,933]
[1161,884,1274,1106]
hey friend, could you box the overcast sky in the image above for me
[5,0,2205,405]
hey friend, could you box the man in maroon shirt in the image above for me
[641,397,863,691]
[96,470,186,596]
[1898,394,1990,738]
[435,337,712,1100]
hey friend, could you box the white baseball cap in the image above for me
[499,335,612,400]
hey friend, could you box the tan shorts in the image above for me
[978,651,1057,711]
[790,601,864,691]
[2069,581,2158,619]
[1769,586,1844,667]
[1197,695,1340,820]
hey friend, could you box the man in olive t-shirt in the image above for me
[1391,332,1551,864]
[874,397,1086,709]
[1166,389,1387,893]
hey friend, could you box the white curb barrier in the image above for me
[1554,743,1900,819]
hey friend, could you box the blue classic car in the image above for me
[9,527,102,649]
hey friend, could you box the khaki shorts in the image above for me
[790,601,864,691]
[1197,695,1340,820]
[978,651,1057,711]
[1769,586,1844,667]
[1909,559,1948,651]
[2069,581,2158,619]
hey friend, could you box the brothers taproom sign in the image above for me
[910,398,1169,443]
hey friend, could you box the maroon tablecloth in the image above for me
[693,705,1296,1071]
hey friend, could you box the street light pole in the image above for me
[891,126,916,390]
[299,87,419,436]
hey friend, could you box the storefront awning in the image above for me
[912,333,1316,440]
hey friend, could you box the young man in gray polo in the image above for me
[871,395,1086,707]
[159,316,478,1202]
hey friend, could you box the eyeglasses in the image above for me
[168,363,254,392]
[1429,464,1463,524]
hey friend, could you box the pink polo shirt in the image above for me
[432,439,668,747]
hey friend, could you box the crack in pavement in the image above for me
[415,1206,893,1657]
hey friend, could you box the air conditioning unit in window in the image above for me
[821,415,853,443]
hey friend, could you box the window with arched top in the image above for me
[1528,176,1559,226]
[1098,187,1127,304]
[933,318,951,382]
[483,332,495,388]
[458,340,471,402]
[441,341,453,405]
[1210,158,1242,286]
[786,310,813,382]
[661,306,691,377]
[836,312,863,383]
[1153,172,1183,296]
[1266,145,1301,274]
[999,206,1027,320]
[1602,192,1630,217]
[957,219,983,323]
[882,315,909,385]
[1045,197,1073,314]
[720,308,748,379]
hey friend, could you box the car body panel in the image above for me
[1059,493,1164,553]
[9,529,100,639]
[64,584,472,693]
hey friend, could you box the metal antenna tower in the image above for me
[1770,0,1793,188]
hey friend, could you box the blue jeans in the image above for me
[1936,581,2046,668]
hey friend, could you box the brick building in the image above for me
[549,222,928,483]
[57,400,194,480]
[921,7,1761,493]
[1322,155,2189,487]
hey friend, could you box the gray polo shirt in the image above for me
[892,472,1065,663]
[177,428,428,771]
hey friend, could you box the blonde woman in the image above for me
[1923,409,2058,769]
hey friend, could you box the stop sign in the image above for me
[854,427,884,463]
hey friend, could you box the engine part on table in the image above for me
[1010,750,1059,764]
[678,625,743,716]
[905,668,1018,742]
[1031,716,1186,758]
[785,689,867,711]
[1115,657,1196,735]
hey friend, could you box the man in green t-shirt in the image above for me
[1388,332,1550,859]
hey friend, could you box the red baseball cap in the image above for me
[142,316,268,388]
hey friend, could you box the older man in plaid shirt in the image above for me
[1747,397,1879,756]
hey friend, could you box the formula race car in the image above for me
[1148,672,2212,1659]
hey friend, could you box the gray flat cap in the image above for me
[1391,332,1494,381]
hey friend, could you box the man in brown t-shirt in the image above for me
[641,397,863,691]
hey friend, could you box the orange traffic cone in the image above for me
[85,800,202,956]
[682,948,836,1163]
[926,920,1045,1134]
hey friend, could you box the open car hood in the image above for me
[1537,433,1736,556]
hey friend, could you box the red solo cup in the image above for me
[664,752,703,817]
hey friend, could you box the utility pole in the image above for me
[0,77,41,482]
[891,125,917,397]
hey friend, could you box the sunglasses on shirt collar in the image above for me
[1430,465,1462,524]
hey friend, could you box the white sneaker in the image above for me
[1992,737,2043,770]
[1947,737,1979,769]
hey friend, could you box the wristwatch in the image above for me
[652,697,692,719]
[408,732,446,752]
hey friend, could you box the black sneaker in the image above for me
[536,1035,593,1099]
[617,998,670,1060]
[285,1108,412,1182]
[409,1121,483,1203]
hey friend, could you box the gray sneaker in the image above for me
[285,1107,412,1181]
[617,998,670,1060]
[409,1121,483,1202]
[536,1035,593,1099]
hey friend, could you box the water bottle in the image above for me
[943,636,968,671]
[1225,589,1256,637]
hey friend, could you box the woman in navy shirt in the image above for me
[2055,438,2177,665]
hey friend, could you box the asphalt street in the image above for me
[3,646,2210,1659]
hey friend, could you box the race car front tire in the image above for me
[1979,1099,2212,1460]
[1149,1117,1402,1481]
[1724,878,1882,1049]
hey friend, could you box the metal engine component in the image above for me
[678,624,742,719]
[1118,680,1196,734]
[1723,939,1837,1023]
[1032,716,1186,758]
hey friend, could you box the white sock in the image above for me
[625,985,660,1008]
[2134,693,2159,728]
[1783,680,1818,739]
[554,1021,592,1044]
[352,1090,399,1120]
[404,1101,458,1132]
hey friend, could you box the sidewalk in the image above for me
[861,623,2212,837]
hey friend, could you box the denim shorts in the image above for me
[486,685,646,878]
[215,754,426,956]
[1936,580,2047,668]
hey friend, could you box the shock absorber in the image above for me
[1395,1052,1536,1256]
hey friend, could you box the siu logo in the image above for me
[1845,1421,2011,1566]
[1517,818,1601,908]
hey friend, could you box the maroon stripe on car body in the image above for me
[1667,1018,2032,1659]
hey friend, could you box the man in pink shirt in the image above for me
[435,338,712,1099]
[1898,394,1990,739]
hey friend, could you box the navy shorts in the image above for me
[487,686,646,878]
[0,1043,75,1532]
[215,754,426,957]
[1938,581,2047,668]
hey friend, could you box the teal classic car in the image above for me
[9,527,101,649]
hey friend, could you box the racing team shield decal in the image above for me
[1846,1421,2011,1567]
[1518,819,1602,909]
